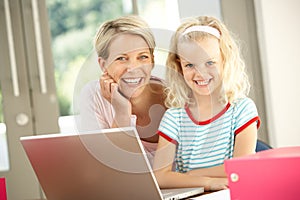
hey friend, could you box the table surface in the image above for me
[190,189,230,200]
[29,189,230,200]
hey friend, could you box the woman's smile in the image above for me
[121,77,144,85]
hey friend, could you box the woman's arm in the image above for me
[153,136,228,191]
[100,72,132,127]
[79,81,109,130]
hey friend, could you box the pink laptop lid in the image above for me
[0,177,7,200]
[225,146,300,200]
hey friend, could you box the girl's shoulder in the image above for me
[232,97,256,107]
[161,107,186,123]
[165,107,186,115]
[231,97,258,113]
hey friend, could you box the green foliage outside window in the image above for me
[47,0,126,116]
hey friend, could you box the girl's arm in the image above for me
[186,164,226,178]
[153,136,228,191]
[187,122,258,177]
[232,122,257,157]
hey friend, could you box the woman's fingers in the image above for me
[100,72,131,112]
[100,73,115,100]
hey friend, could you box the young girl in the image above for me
[79,15,166,164]
[153,16,260,191]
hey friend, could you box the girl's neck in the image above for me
[188,93,227,122]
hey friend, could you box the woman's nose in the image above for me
[127,59,140,69]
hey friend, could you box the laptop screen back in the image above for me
[20,127,163,200]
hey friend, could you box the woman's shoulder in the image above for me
[79,80,102,103]
[148,76,166,99]
[83,79,99,88]
[80,80,100,94]
[149,76,166,86]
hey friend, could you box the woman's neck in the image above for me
[131,87,151,116]
[131,83,165,115]
[130,83,166,143]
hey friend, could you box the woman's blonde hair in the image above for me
[165,16,250,108]
[94,15,156,59]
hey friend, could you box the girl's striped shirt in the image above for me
[157,97,260,173]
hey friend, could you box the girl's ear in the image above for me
[98,57,106,72]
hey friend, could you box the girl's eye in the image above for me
[206,61,216,66]
[185,63,194,68]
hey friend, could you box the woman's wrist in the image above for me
[113,109,132,127]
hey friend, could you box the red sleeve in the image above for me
[157,131,178,145]
[235,116,261,135]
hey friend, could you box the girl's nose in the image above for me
[194,64,211,79]
[194,63,206,73]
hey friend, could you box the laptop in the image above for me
[20,127,204,200]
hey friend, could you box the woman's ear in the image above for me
[151,54,155,69]
[98,57,106,72]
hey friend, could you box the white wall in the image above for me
[254,0,300,147]
[177,0,222,19]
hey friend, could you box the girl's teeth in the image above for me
[196,80,209,85]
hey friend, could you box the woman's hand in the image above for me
[100,71,132,126]
[100,72,118,101]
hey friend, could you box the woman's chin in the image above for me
[119,79,148,99]
[120,86,145,100]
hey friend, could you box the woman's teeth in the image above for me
[123,78,142,84]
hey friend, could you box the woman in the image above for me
[79,15,166,164]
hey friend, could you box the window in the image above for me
[0,91,9,172]
[46,0,129,133]
[136,0,180,79]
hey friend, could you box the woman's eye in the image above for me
[185,63,194,68]
[206,61,215,66]
[140,55,149,60]
[116,57,126,61]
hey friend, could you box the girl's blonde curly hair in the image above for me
[165,16,250,108]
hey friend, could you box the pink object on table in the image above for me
[225,146,300,200]
[0,177,7,200]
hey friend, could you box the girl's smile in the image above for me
[194,78,211,86]
[177,36,223,98]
